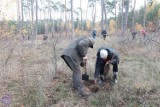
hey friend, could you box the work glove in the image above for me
[83,56,88,60]
[94,78,98,84]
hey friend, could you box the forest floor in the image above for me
[0,33,160,107]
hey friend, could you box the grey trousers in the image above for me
[61,55,83,90]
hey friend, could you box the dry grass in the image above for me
[0,33,160,107]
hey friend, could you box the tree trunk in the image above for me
[85,0,89,31]
[123,0,129,33]
[101,0,104,30]
[131,0,136,29]
[60,12,63,36]
[17,0,21,32]
[21,0,23,29]
[49,0,54,38]
[44,9,47,39]
[36,0,38,25]
[85,0,89,21]
[143,0,146,28]
[93,1,97,29]
[115,0,117,30]
[92,2,95,30]
[121,0,124,33]
[80,0,83,32]
[35,0,38,38]
[104,4,108,30]
[31,0,35,41]
[47,0,54,38]
[71,0,74,38]
[65,0,67,36]
[26,0,31,40]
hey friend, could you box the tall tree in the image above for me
[104,0,115,31]
[65,0,68,36]
[89,0,97,30]
[86,0,89,21]
[101,0,104,30]
[121,0,124,32]
[93,0,97,29]
[123,0,129,33]
[103,0,107,30]
[31,0,35,40]
[52,2,59,37]
[35,0,38,37]
[80,0,83,31]
[58,1,65,35]
[17,0,21,31]
[71,0,74,38]
[114,0,117,30]
[143,0,147,28]
[131,0,136,29]
[21,0,24,29]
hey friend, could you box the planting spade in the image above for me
[82,59,89,81]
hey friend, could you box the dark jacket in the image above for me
[96,47,119,68]
[96,47,119,66]
[61,37,94,67]
[92,30,96,36]
[101,29,107,35]
[131,31,137,36]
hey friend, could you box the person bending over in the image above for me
[94,47,119,85]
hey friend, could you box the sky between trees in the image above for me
[0,0,149,21]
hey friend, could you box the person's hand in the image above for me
[83,56,88,60]
[106,60,111,64]
[94,78,97,84]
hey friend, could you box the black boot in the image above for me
[98,75,104,86]
[112,72,118,85]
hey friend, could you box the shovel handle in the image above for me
[84,59,87,73]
